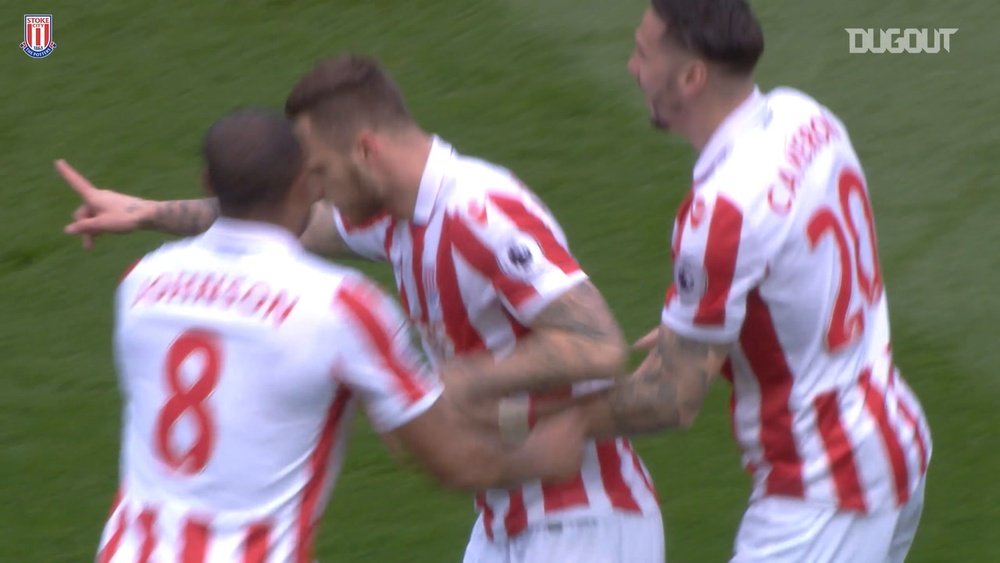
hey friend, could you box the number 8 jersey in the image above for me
[100,218,441,562]
[662,87,931,514]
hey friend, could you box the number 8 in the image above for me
[154,329,222,474]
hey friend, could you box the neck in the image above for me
[686,79,755,153]
[220,207,301,237]
[380,129,434,220]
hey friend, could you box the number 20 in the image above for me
[806,168,883,352]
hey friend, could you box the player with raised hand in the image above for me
[85,109,585,562]
[61,55,664,563]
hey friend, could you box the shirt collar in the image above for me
[693,85,765,186]
[200,217,302,252]
[413,136,455,225]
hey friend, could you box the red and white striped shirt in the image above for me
[334,137,660,540]
[100,219,440,562]
[662,87,931,513]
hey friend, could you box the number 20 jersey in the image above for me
[662,87,931,514]
[99,219,440,562]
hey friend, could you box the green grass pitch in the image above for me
[2,1,998,560]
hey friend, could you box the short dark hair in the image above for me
[651,0,764,75]
[202,108,304,216]
[284,54,414,145]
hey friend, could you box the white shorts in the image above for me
[731,478,926,563]
[462,511,665,563]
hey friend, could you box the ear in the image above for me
[683,59,708,95]
[355,128,380,162]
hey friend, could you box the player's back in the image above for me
[102,219,357,562]
[678,87,931,512]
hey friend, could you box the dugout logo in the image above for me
[21,14,56,58]
[846,28,957,54]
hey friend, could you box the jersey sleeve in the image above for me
[332,208,393,262]
[443,190,588,325]
[661,192,768,343]
[330,278,443,432]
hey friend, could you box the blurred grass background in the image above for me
[2,0,998,560]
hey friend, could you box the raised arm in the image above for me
[56,159,354,258]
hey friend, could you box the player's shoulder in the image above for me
[119,237,200,283]
[443,154,539,220]
[707,87,849,216]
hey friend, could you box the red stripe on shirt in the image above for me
[337,285,426,404]
[694,196,743,326]
[887,364,929,477]
[98,505,128,563]
[410,224,430,325]
[436,215,488,353]
[528,386,590,512]
[623,439,658,501]
[813,391,866,511]
[242,521,271,563]
[596,440,641,512]
[137,508,158,563]
[488,193,580,275]
[447,212,540,309]
[181,518,211,563]
[295,386,353,563]
[475,493,495,541]
[859,368,910,505]
[741,290,804,497]
[504,490,528,537]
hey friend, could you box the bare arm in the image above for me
[582,325,730,437]
[386,395,585,491]
[138,198,220,235]
[442,280,627,402]
[298,200,355,259]
[57,160,354,257]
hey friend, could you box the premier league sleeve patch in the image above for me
[674,254,707,305]
[497,233,544,280]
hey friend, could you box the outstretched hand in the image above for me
[56,159,151,249]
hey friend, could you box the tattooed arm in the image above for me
[580,325,729,437]
[441,280,627,403]
[57,160,353,257]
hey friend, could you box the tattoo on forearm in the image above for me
[459,281,625,399]
[534,281,619,341]
[148,199,220,235]
[608,330,726,434]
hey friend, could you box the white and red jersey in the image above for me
[100,219,441,562]
[334,137,659,540]
[662,87,931,513]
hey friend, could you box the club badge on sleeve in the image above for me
[21,14,57,58]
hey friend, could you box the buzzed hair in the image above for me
[284,54,414,145]
[202,108,304,216]
[651,0,764,75]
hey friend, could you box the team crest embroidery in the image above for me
[21,14,57,58]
